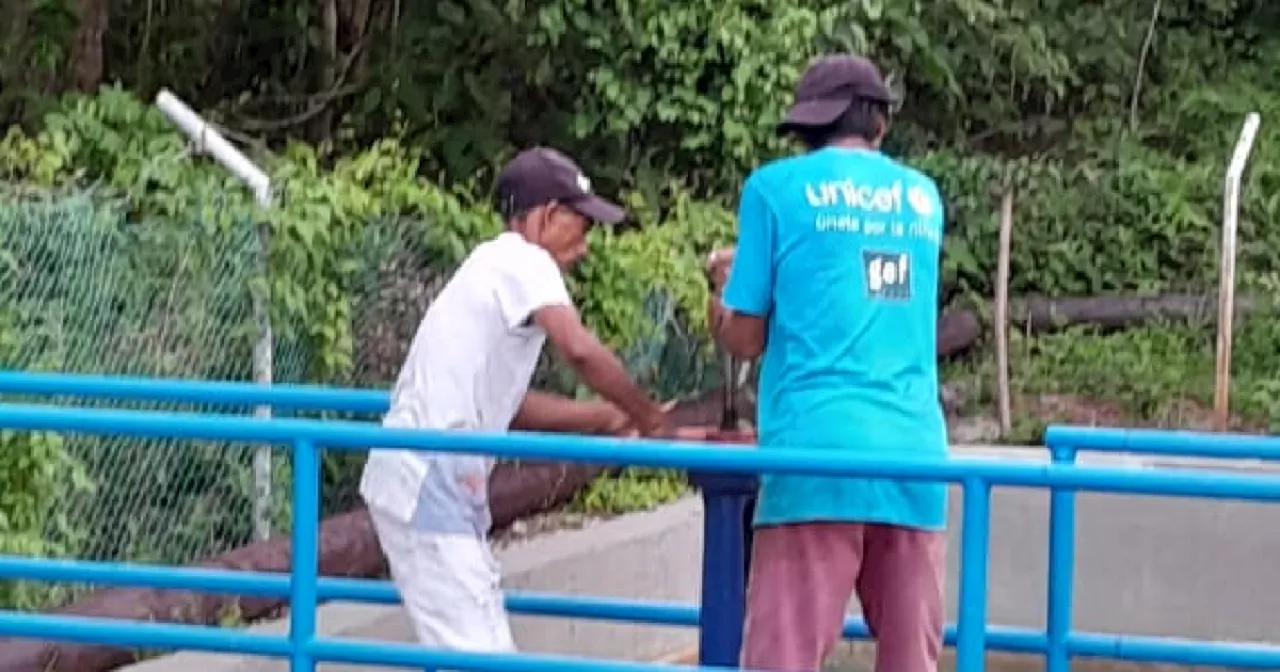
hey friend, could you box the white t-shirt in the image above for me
[359,232,572,535]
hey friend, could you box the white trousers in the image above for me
[369,508,516,652]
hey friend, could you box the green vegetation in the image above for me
[2,0,1280,608]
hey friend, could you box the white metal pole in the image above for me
[155,89,275,541]
[1213,112,1261,432]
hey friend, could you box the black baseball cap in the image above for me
[777,54,896,135]
[495,147,627,225]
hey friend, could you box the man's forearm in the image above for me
[572,345,661,427]
[708,296,766,359]
[510,390,615,433]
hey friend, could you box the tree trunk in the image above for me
[65,0,108,92]
[308,0,341,141]
[936,292,1273,357]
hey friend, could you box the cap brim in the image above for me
[776,98,854,135]
[568,194,628,225]
[776,90,897,136]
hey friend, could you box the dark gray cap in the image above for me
[495,147,626,225]
[777,54,895,135]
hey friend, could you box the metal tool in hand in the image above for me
[706,251,740,432]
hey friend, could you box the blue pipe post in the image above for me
[955,477,993,672]
[290,440,320,671]
[688,470,758,668]
[1045,444,1078,672]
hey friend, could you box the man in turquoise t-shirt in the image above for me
[707,54,948,672]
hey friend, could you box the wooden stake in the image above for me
[994,188,1015,435]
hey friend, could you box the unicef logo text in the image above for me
[805,180,935,217]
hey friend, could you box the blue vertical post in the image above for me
[1045,444,1078,672]
[689,471,758,669]
[956,477,992,672]
[290,440,320,672]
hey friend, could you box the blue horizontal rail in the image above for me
[3,598,1277,668]
[3,557,1278,668]
[2,370,1276,463]
[0,403,1278,500]
[0,556,699,623]
[0,609,704,672]
[0,370,388,414]
[1046,425,1280,461]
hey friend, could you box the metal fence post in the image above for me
[1213,112,1262,431]
[154,89,276,542]
[1045,444,1078,672]
[290,439,320,672]
[689,470,758,668]
[956,477,993,672]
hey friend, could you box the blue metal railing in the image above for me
[0,373,1277,671]
[1039,425,1280,672]
[0,370,388,414]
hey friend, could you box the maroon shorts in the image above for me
[740,522,946,672]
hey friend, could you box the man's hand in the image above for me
[706,247,736,343]
[705,245,766,359]
[593,400,635,436]
[633,400,680,439]
[608,401,717,442]
[511,392,709,441]
[672,426,713,441]
[706,247,735,295]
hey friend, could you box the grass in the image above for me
[568,468,689,515]
[944,318,1280,441]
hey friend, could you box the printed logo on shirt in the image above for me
[906,185,935,217]
[805,180,903,213]
[863,250,911,300]
[804,180,935,217]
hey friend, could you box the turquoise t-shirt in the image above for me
[722,146,949,532]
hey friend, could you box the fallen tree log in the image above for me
[0,459,613,672]
[0,506,380,672]
[936,292,1275,357]
[938,309,982,358]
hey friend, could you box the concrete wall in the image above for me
[122,445,1280,671]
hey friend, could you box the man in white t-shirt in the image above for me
[359,146,688,653]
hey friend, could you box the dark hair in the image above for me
[503,206,535,229]
[795,98,889,150]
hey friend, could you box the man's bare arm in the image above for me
[510,390,623,434]
[706,250,766,359]
[708,296,767,359]
[532,305,667,435]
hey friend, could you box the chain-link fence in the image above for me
[0,190,298,606]
[0,184,718,610]
[0,188,419,607]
